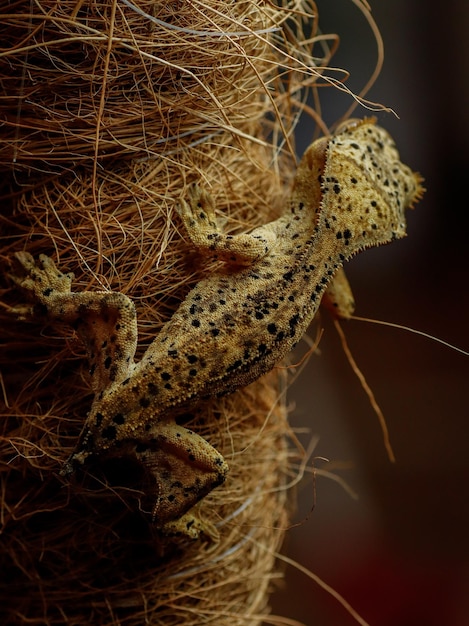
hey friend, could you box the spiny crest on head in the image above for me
[319,117,424,249]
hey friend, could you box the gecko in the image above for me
[9,118,423,540]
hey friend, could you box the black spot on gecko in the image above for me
[289,314,300,336]
[113,413,125,424]
[102,425,117,440]
[226,359,242,373]
[104,356,112,370]
[148,382,158,395]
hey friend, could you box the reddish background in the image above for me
[271,2,469,624]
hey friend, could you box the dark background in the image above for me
[271,2,469,624]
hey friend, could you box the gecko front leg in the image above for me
[322,268,356,319]
[179,185,356,319]
[177,184,277,264]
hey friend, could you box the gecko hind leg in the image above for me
[177,184,276,265]
[9,251,75,317]
[9,252,138,393]
[134,421,228,539]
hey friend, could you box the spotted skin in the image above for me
[9,118,423,539]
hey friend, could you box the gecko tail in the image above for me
[59,428,97,476]
[60,449,94,476]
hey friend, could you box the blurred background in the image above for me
[271,1,469,624]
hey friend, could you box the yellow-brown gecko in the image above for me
[9,118,423,539]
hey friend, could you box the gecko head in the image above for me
[292,136,329,211]
[319,117,425,254]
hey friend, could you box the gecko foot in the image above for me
[177,184,220,239]
[177,184,272,264]
[132,421,228,540]
[161,511,219,542]
[11,252,74,300]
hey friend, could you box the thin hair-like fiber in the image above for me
[0,1,382,624]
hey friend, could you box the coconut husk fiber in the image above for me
[0,1,352,624]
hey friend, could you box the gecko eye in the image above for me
[335,117,364,134]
